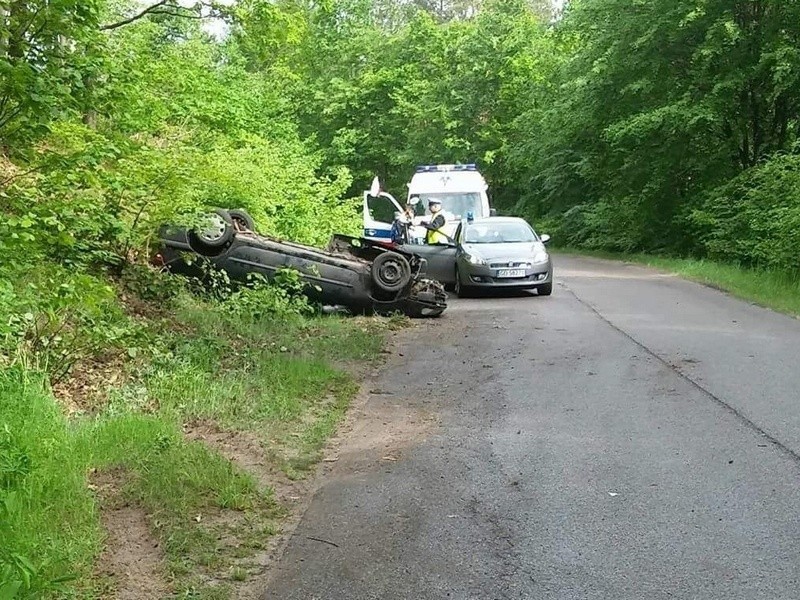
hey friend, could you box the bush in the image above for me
[0,264,137,383]
[534,198,649,252]
[691,154,800,274]
[221,270,316,321]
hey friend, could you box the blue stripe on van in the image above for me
[364,228,393,239]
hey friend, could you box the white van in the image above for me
[363,164,493,243]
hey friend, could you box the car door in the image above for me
[363,192,403,242]
[402,223,460,284]
[413,243,458,284]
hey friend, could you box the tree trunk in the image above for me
[82,72,98,129]
[7,0,26,59]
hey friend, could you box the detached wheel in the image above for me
[187,209,234,256]
[371,252,412,293]
[228,208,256,232]
[538,281,553,296]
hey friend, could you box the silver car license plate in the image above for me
[497,268,526,278]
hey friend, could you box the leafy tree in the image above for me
[0,0,102,147]
[509,0,800,254]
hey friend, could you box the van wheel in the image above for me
[372,252,412,293]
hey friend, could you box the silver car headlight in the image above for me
[464,253,486,266]
[532,251,549,265]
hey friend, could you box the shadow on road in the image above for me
[455,288,541,299]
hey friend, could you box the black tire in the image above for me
[538,281,553,296]
[187,209,234,256]
[228,208,256,232]
[371,252,412,293]
[454,266,472,298]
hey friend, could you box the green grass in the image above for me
[139,301,383,469]
[557,248,800,317]
[0,288,391,599]
[0,368,100,599]
[0,367,272,599]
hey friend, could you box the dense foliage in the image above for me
[4,0,800,282]
[504,0,800,271]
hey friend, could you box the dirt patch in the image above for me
[322,380,439,472]
[91,469,171,600]
[117,289,172,322]
[52,352,130,415]
[330,321,445,465]
[184,421,306,509]
[182,422,309,599]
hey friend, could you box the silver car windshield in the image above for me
[464,222,537,244]
[417,193,481,220]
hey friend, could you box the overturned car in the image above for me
[156,209,448,318]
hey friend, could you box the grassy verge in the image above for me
[0,281,394,599]
[557,248,800,317]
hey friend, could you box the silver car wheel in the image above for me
[198,213,229,243]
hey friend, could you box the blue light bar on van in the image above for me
[415,164,478,173]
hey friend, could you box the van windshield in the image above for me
[415,193,482,220]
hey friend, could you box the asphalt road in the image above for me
[264,255,800,600]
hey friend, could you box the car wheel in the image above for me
[228,209,256,232]
[454,266,471,298]
[538,281,553,296]
[371,252,412,293]
[187,209,234,256]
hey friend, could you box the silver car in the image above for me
[404,216,553,297]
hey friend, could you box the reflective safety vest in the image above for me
[426,213,448,244]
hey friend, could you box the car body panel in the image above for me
[456,255,552,289]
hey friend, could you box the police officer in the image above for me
[390,200,418,244]
[390,211,407,244]
[423,199,448,244]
